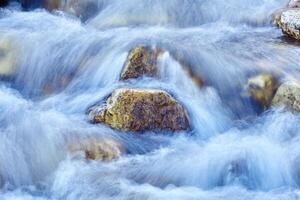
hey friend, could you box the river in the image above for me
[1,0,300,199]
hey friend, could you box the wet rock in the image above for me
[68,138,124,161]
[120,46,161,80]
[61,0,99,21]
[0,39,17,78]
[272,8,288,27]
[247,74,278,109]
[0,0,8,7]
[272,82,300,112]
[280,9,300,40]
[288,0,300,8]
[20,0,60,10]
[88,88,190,132]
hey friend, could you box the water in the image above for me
[1,0,300,199]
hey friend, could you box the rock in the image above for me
[0,39,17,78]
[88,88,190,132]
[61,0,99,21]
[120,46,162,80]
[272,8,288,27]
[272,82,300,112]
[20,0,60,10]
[0,0,8,7]
[288,0,300,8]
[68,138,124,161]
[247,74,278,109]
[44,0,60,11]
[279,9,300,40]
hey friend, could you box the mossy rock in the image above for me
[120,46,161,80]
[88,88,190,132]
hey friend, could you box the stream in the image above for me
[1,0,300,199]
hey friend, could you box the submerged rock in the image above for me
[272,82,300,112]
[247,74,278,109]
[88,88,190,132]
[121,46,161,80]
[69,138,124,161]
[279,9,300,40]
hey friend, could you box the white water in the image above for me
[1,0,300,199]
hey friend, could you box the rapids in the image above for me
[1,0,300,199]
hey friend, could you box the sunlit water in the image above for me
[1,0,300,199]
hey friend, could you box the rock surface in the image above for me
[63,0,99,21]
[280,9,300,40]
[88,88,190,132]
[247,74,278,109]
[68,138,124,161]
[0,39,17,77]
[272,82,300,112]
[121,46,161,80]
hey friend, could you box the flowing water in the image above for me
[1,0,300,199]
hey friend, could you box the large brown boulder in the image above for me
[68,138,124,161]
[272,82,300,112]
[120,46,161,80]
[247,74,278,109]
[88,88,190,132]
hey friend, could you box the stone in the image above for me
[288,0,300,8]
[247,74,278,109]
[68,138,124,161]
[280,9,300,40]
[272,82,300,112]
[88,88,190,132]
[0,39,17,78]
[120,46,161,80]
[60,0,99,21]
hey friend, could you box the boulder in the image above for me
[247,74,278,109]
[68,138,124,161]
[88,88,190,132]
[272,82,300,112]
[272,8,288,27]
[120,46,161,80]
[279,9,300,40]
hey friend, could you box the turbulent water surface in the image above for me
[2,0,300,199]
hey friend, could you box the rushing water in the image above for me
[1,0,300,199]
